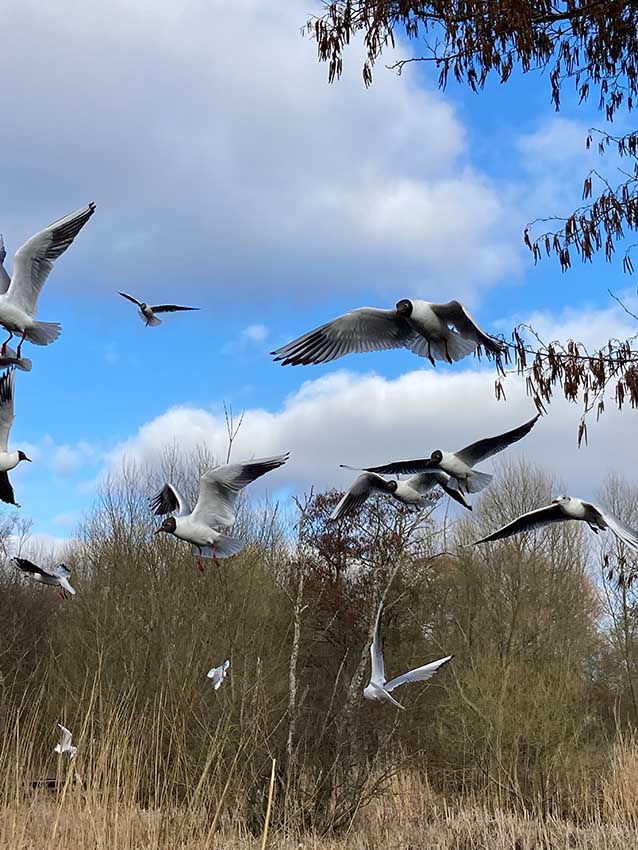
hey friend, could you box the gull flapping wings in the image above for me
[271,308,416,366]
[329,472,393,522]
[8,203,96,316]
[384,655,454,693]
[151,304,199,313]
[455,415,540,467]
[150,483,192,517]
[119,292,143,308]
[207,659,230,690]
[473,503,567,544]
[191,454,289,528]
[0,235,10,293]
[431,300,506,356]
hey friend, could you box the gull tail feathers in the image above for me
[410,331,477,363]
[144,315,162,327]
[26,321,62,346]
[463,470,493,494]
[196,535,246,560]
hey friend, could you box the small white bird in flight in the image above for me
[118,292,199,327]
[364,602,453,710]
[356,415,540,496]
[13,558,76,598]
[152,454,289,570]
[53,724,77,759]
[330,470,470,522]
[272,299,505,367]
[0,369,31,505]
[207,659,230,690]
[474,495,638,551]
[0,204,95,356]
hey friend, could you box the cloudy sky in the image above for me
[0,0,636,544]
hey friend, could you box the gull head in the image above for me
[395,299,413,318]
[385,480,399,494]
[429,450,443,465]
[155,516,177,535]
[552,495,571,506]
[17,451,31,463]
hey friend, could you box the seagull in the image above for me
[271,299,505,367]
[364,602,453,710]
[53,724,77,759]
[351,414,540,496]
[0,204,95,356]
[207,659,230,690]
[152,454,289,570]
[14,558,76,598]
[0,369,31,505]
[474,495,638,551]
[118,292,199,327]
[330,470,471,522]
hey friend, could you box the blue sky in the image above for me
[1,0,637,546]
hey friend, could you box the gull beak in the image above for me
[24,456,31,462]
[154,527,164,535]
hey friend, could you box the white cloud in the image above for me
[0,0,520,303]
[242,325,269,344]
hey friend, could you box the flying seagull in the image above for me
[14,558,76,598]
[474,495,638,551]
[53,724,77,759]
[152,454,289,570]
[271,299,505,367]
[349,414,540,496]
[364,602,453,710]
[0,369,31,505]
[207,659,230,690]
[0,204,95,356]
[118,292,199,327]
[330,470,471,522]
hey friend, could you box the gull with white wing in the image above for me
[352,414,540,497]
[151,454,289,570]
[0,369,31,506]
[53,724,77,759]
[207,659,230,691]
[0,204,95,356]
[14,558,75,598]
[364,602,453,710]
[272,298,505,367]
[330,470,471,522]
[118,292,199,327]
[474,495,638,551]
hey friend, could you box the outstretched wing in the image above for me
[0,235,10,294]
[329,473,389,522]
[13,557,48,577]
[8,203,96,315]
[0,369,15,452]
[119,291,143,308]
[192,454,289,527]
[384,655,453,693]
[431,300,505,356]
[58,724,73,749]
[370,602,385,686]
[149,483,191,517]
[0,472,17,506]
[341,458,432,476]
[271,308,415,366]
[592,503,638,552]
[455,415,540,467]
[151,304,199,313]
[473,503,566,544]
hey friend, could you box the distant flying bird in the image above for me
[353,415,540,496]
[118,292,199,327]
[474,495,638,551]
[14,558,75,598]
[330,470,470,522]
[364,602,453,710]
[152,454,289,570]
[53,724,77,759]
[0,370,30,505]
[207,659,230,691]
[271,299,505,367]
[0,204,95,356]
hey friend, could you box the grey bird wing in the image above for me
[192,454,289,527]
[149,483,191,517]
[151,304,199,313]
[271,307,415,366]
[455,414,541,467]
[0,369,15,452]
[370,602,385,685]
[13,557,49,577]
[430,300,506,356]
[329,472,390,522]
[119,292,143,308]
[58,725,73,749]
[9,203,96,316]
[341,458,434,476]
[384,655,453,693]
[473,503,566,544]
[588,503,638,552]
[0,235,10,294]
[408,472,472,511]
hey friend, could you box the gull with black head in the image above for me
[14,557,75,599]
[0,369,30,506]
[118,292,199,327]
